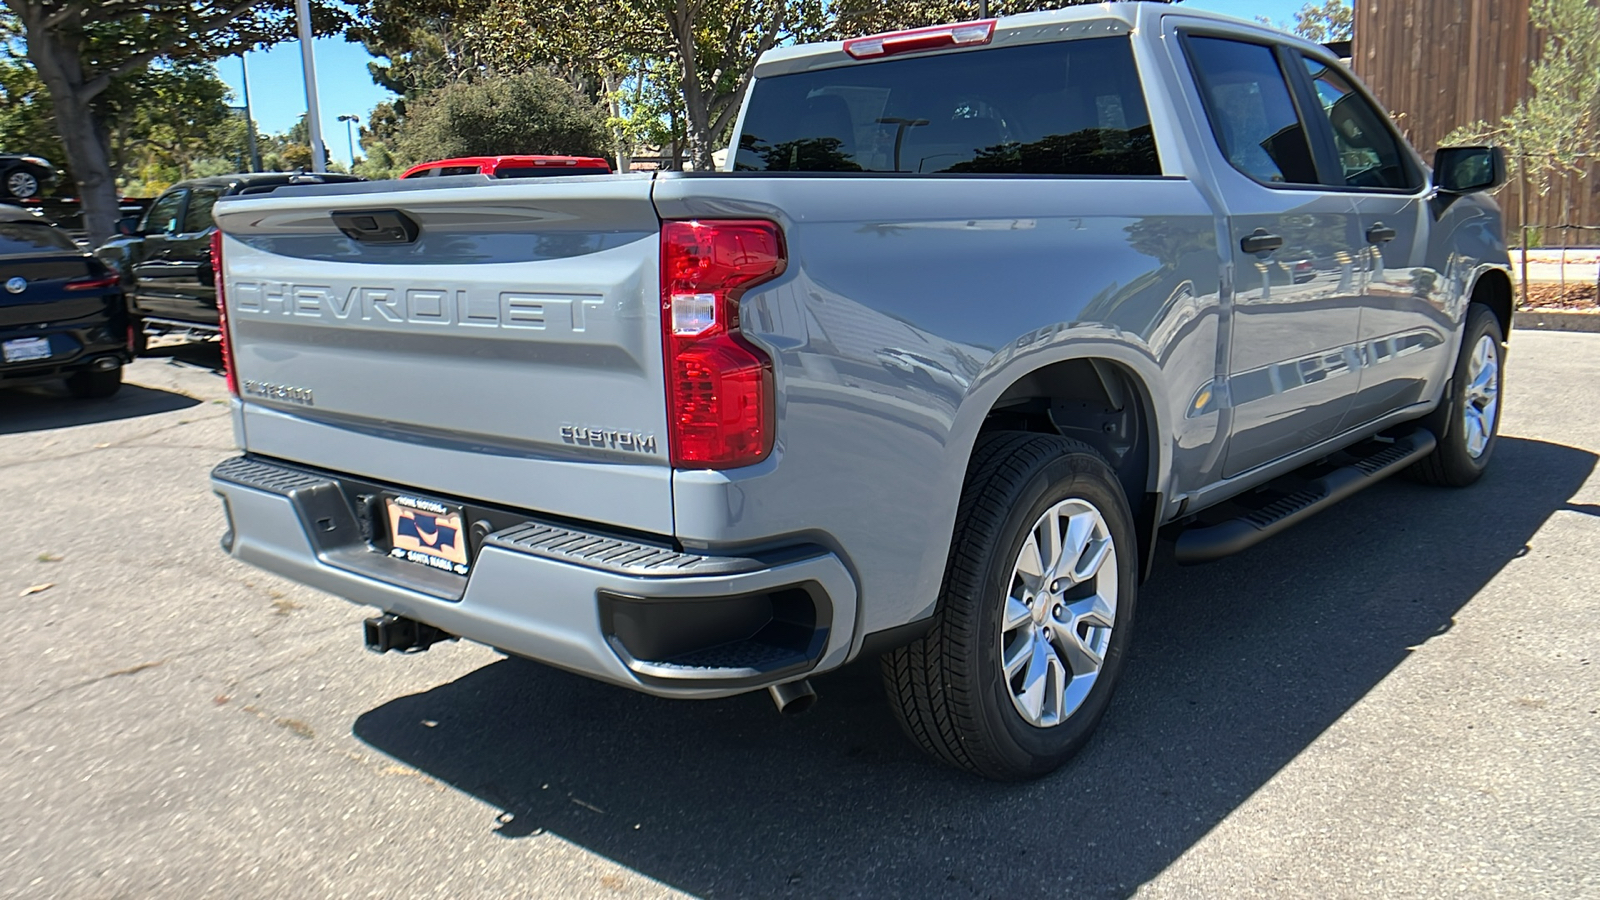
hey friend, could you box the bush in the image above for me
[394,72,609,165]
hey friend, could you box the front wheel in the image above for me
[1410,304,1504,486]
[881,432,1138,780]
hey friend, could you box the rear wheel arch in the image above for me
[974,356,1167,580]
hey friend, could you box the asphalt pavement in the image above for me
[2,333,1597,899]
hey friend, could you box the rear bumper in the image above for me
[210,455,858,698]
[0,314,130,383]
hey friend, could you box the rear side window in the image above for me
[141,189,187,234]
[1184,37,1319,185]
[0,221,78,255]
[182,187,222,233]
[438,165,480,176]
[736,36,1159,175]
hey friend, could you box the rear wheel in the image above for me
[5,168,40,199]
[881,431,1138,780]
[1410,304,1504,486]
[65,366,122,399]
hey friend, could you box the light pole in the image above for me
[240,55,261,172]
[338,114,359,169]
[295,0,326,172]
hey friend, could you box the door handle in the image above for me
[1240,229,1284,255]
[1366,222,1397,243]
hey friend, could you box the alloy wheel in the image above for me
[1000,497,1118,728]
[1462,334,1500,459]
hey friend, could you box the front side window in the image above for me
[182,188,222,233]
[1185,36,1318,185]
[1300,56,1417,190]
[737,36,1159,176]
[140,189,187,235]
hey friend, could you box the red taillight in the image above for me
[211,228,237,396]
[661,220,785,469]
[843,19,995,59]
[64,274,119,291]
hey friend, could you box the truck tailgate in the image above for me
[213,177,672,535]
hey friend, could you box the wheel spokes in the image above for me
[999,497,1120,728]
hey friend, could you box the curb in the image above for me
[1513,309,1600,333]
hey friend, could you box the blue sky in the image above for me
[215,0,1311,168]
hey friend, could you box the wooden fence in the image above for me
[1351,0,1600,242]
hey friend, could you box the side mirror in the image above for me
[1434,146,1506,194]
[116,216,139,237]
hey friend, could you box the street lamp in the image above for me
[338,114,359,169]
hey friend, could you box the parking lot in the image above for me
[2,332,1597,899]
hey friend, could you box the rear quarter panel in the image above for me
[654,174,1224,637]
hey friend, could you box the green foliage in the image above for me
[1289,1,1353,43]
[0,32,249,195]
[1443,0,1600,193]
[392,70,609,165]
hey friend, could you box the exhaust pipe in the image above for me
[767,679,817,716]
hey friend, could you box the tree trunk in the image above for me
[20,15,121,245]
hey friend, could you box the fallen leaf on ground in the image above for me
[19,583,54,597]
[36,553,63,563]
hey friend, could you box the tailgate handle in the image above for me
[331,209,420,244]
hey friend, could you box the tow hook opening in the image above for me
[364,613,455,654]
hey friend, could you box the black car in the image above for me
[0,206,129,398]
[0,153,59,200]
[95,172,363,351]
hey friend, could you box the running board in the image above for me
[1174,428,1437,565]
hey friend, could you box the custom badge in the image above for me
[385,495,471,575]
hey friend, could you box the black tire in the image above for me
[1410,304,1504,486]
[65,366,122,399]
[881,431,1138,780]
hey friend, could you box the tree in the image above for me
[3,0,347,242]
[1,31,248,195]
[1444,0,1600,195]
[1289,0,1352,43]
[391,70,609,165]
[1257,1,1352,42]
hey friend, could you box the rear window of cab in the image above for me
[736,36,1158,175]
[0,220,79,255]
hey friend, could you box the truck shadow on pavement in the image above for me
[353,436,1595,899]
[0,381,199,435]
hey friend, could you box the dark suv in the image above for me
[0,206,128,398]
[95,172,362,349]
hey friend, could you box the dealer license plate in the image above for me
[384,494,471,576]
[2,337,51,363]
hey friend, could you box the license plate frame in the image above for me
[383,493,472,577]
[2,336,51,363]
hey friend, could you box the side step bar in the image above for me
[1174,428,1437,565]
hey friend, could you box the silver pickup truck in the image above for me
[208,3,1513,780]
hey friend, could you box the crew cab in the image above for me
[94,172,363,350]
[399,155,613,180]
[206,4,1513,780]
